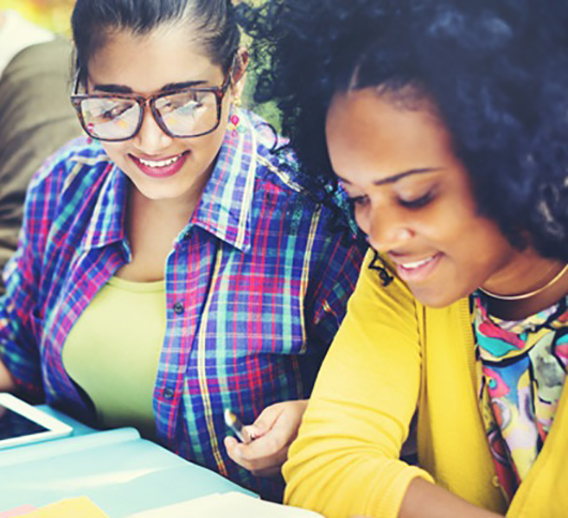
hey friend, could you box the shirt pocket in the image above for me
[207,294,306,358]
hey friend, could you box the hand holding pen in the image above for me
[223,400,309,477]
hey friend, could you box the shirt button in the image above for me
[163,388,175,399]
[173,302,185,314]
[491,475,501,488]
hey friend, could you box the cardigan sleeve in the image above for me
[283,249,434,518]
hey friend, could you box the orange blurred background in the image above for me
[2,0,75,34]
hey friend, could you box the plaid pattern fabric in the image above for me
[0,109,364,499]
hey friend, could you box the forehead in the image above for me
[325,88,459,182]
[87,24,221,93]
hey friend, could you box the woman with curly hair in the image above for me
[241,0,568,515]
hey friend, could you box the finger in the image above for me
[237,407,302,465]
[224,435,244,464]
[224,401,307,474]
[247,404,285,438]
[234,434,280,463]
[248,448,287,477]
[225,432,289,472]
[239,424,257,442]
[224,435,261,470]
[236,446,288,474]
[239,424,289,460]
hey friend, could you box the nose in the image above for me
[356,203,414,253]
[133,104,173,153]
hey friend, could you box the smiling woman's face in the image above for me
[326,87,525,307]
[86,24,238,204]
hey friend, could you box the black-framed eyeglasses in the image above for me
[70,71,232,142]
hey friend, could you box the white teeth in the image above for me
[138,154,182,168]
[400,256,435,270]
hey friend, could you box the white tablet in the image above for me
[0,393,73,450]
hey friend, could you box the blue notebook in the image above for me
[0,420,253,517]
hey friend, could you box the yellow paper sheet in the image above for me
[23,497,109,518]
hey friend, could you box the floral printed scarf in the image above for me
[473,294,568,501]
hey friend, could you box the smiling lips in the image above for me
[393,253,442,282]
[131,151,188,178]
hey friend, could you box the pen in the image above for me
[224,408,253,444]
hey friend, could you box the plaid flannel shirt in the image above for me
[0,109,364,499]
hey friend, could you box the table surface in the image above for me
[0,405,253,517]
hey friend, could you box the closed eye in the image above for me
[398,191,434,209]
[347,195,369,207]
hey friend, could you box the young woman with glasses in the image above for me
[243,0,568,515]
[0,0,364,500]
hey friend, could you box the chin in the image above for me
[410,286,464,309]
[141,190,183,202]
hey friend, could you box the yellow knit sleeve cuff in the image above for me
[363,465,435,518]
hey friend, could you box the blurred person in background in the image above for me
[0,9,81,293]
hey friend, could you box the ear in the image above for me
[230,47,249,100]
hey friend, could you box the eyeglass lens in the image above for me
[79,90,219,140]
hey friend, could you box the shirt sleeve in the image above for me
[0,154,65,399]
[284,249,434,518]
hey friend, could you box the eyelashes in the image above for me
[347,195,368,208]
[398,191,434,209]
[347,190,435,210]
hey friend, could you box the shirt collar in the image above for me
[190,108,257,253]
[76,146,128,252]
[80,109,260,254]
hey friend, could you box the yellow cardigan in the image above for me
[284,250,568,518]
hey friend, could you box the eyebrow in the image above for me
[93,80,209,94]
[337,168,442,186]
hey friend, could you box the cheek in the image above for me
[443,217,514,283]
[420,192,481,247]
[198,126,226,160]
[472,223,515,263]
[100,142,128,164]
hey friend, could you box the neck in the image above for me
[130,162,211,219]
[126,174,209,251]
[480,255,568,320]
[129,188,201,238]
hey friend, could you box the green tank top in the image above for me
[62,276,166,439]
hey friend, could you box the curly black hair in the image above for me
[238,0,568,261]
